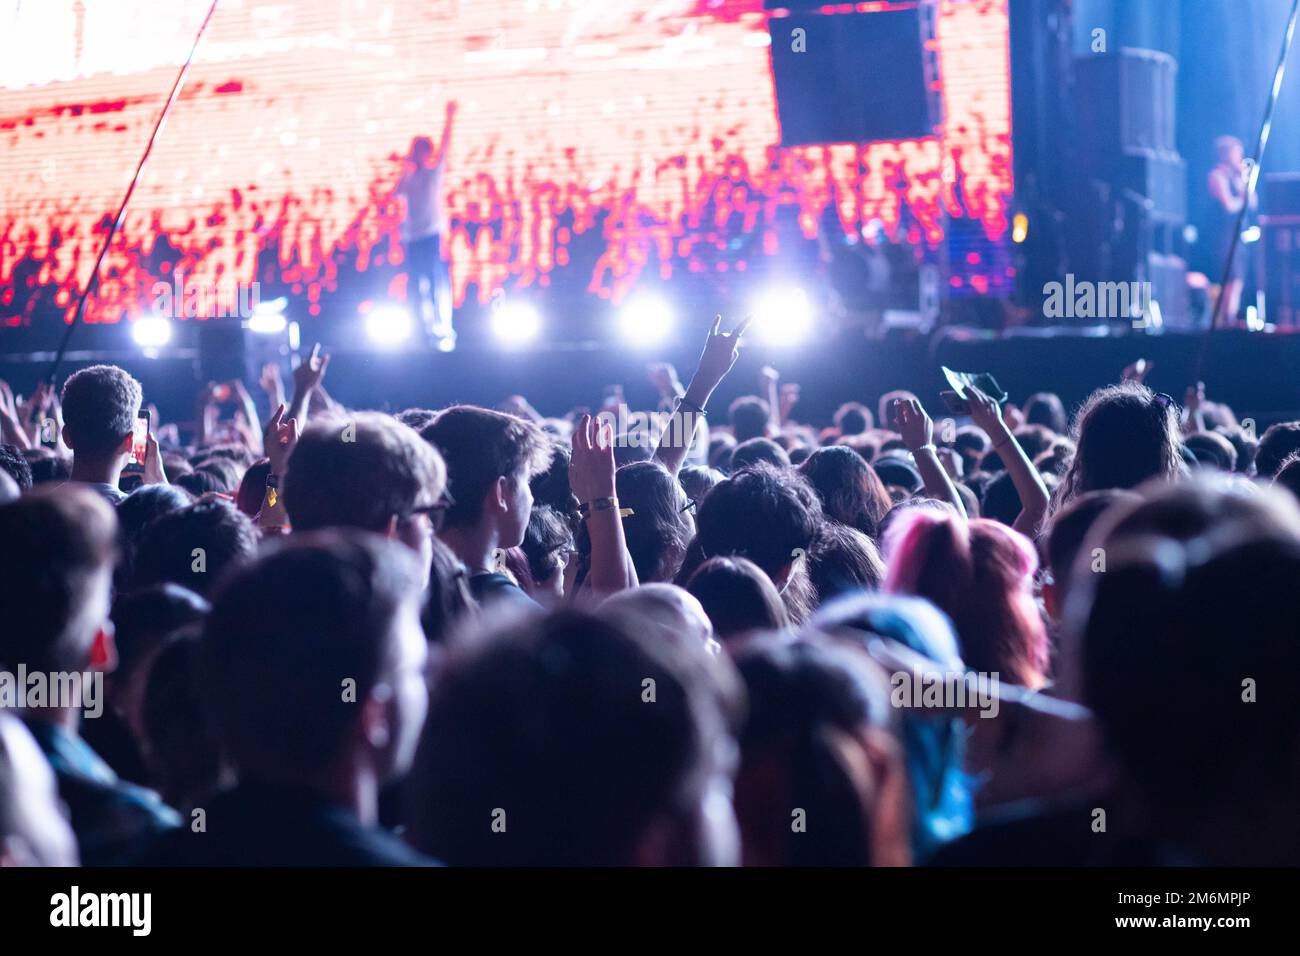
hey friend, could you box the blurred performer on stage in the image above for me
[1206,135,1256,324]
[396,101,456,350]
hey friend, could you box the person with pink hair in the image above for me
[883,509,1049,690]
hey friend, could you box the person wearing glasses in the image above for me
[258,411,448,591]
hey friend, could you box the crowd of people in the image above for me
[1,317,1298,867]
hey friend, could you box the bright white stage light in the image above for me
[132,315,173,349]
[618,296,674,346]
[750,287,814,346]
[365,304,414,347]
[490,301,542,345]
[247,297,289,334]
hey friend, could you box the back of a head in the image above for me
[730,437,790,472]
[728,396,771,444]
[0,485,117,673]
[519,504,573,592]
[1255,421,1300,479]
[679,464,725,505]
[884,510,1047,686]
[235,460,272,517]
[1055,383,1179,508]
[1074,531,1300,858]
[610,460,694,583]
[694,464,823,579]
[201,531,423,782]
[807,522,886,605]
[0,443,33,493]
[1274,453,1300,504]
[287,412,446,533]
[731,636,905,866]
[1023,392,1067,435]
[109,584,210,681]
[132,500,258,597]
[420,405,551,530]
[1045,489,1140,596]
[60,364,142,458]
[799,445,891,538]
[410,609,734,866]
[686,556,790,641]
[978,470,1021,526]
[834,402,873,437]
[1184,431,1237,472]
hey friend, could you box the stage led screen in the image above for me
[0,0,1013,329]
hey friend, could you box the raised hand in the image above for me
[1121,358,1153,384]
[966,386,1007,438]
[141,431,167,486]
[569,414,616,504]
[693,314,751,393]
[263,403,300,476]
[259,362,283,397]
[293,343,330,395]
[895,397,934,452]
[779,382,801,422]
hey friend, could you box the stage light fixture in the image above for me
[750,286,814,346]
[247,297,289,334]
[132,315,173,349]
[617,296,674,346]
[490,301,542,345]
[365,303,414,347]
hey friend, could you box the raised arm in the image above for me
[571,414,637,595]
[653,314,749,476]
[287,343,330,428]
[968,387,1050,538]
[759,365,781,435]
[895,397,967,519]
[255,403,299,535]
[434,101,456,171]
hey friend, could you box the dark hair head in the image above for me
[952,426,990,474]
[188,457,242,494]
[286,412,446,534]
[730,437,790,472]
[174,469,224,498]
[731,636,900,866]
[395,408,439,432]
[685,555,790,641]
[60,364,142,457]
[679,464,725,505]
[420,406,551,529]
[978,470,1021,526]
[409,610,735,865]
[1053,383,1181,511]
[0,486,118,672]
[26,452,71,485]
[421,536,477,645]
[528,441,578,528]
[201,531,424,779]
[132,500,258,597]
[519,504,574,590]
[109,583,210,681]
[1185,431,1238,472]
[871,455,923,495]
[833,402,873,436]
[693,464,823,579]
[0,444,32,492]
[1214,424,1257,474]
[1255,421,1300,478]
[798,445,891,538]
[806,522,886,605]
[1045,489,1140,596]
[708,433,737,472]
[728,396,771,443]
[1023,392,1068,435]
[1274,453,1300,504]
[1077,531,1300,842]
[580,461,693,584]
[142,628,225,812]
